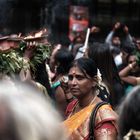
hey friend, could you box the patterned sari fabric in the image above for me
[63,100,118,140]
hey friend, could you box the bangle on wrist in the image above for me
[128,64,133,69]
[51,81,61,89]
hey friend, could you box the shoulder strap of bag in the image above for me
[89,102,108,140]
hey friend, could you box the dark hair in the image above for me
[55,48,74,75]
[87,42,124,107]
[48,1,69,45]
[121,41,135,54]
[119,86,140,140]
[33,60,54,99]
[71,57,97,78]
[88,42,115,83]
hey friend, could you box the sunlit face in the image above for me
[68,66,96,99]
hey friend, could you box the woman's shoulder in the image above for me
[93,104,118,138]
[65,99,78,118]
[95,104,118,125]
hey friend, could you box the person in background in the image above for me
[51,47,74,117]
[135,38,140,51]
[118,86,140,140]
[117,41,135,71]
[49,0,100,58]
[105,22,135,68]
[49,44,62,76]
[19,42,52,100]
[85,42,124,108]
[64,57,118,140]
[33,59,54,99]
[0,80,66,140]
[105,22,134,51]
[119,53,140,94]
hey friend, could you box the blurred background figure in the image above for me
[49,0,100,58]
[19,40,53,100]
[51,47,74,118]
[135,38,140,51]
[85,42,124,108]
[105,22,134,51]
[105,22,135,68]
[0,80,66,140]
[119,52,140,95]
[49,44,62,75]
[117,41,135,71]
[118,86,140,140]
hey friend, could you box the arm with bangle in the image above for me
[119,62,138,85]
[52,79,74,103]
[52,79,74,118]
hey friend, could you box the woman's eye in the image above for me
[68,75,73,81]
[76,75,85,80]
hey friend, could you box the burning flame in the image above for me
[35,28,47,37]
[35,30,43,37]
[24,29,47,39]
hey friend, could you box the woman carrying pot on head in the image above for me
[63,57,118,140]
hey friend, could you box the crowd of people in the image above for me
[0,1,140,140]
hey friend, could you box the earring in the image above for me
[54,65,57,72]
[92,81,97,88]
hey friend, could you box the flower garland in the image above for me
[0,40,51,75]
[0,50,23,75]
[19,41,51,72]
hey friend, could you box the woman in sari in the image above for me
[63,57,118,140]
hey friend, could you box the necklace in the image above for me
[89,95,97,105]
[72,93,98,114]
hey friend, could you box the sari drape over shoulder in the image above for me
[63,99,118,140]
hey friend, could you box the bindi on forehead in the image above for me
[69,66,83,75]
[70,66,79,74]
[72,70,76,75]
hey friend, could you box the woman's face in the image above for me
[68,66,96,98]
[128,55,140,73]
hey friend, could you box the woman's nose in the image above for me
[71,77,77,85]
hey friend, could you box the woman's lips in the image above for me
[70,88,79,92]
